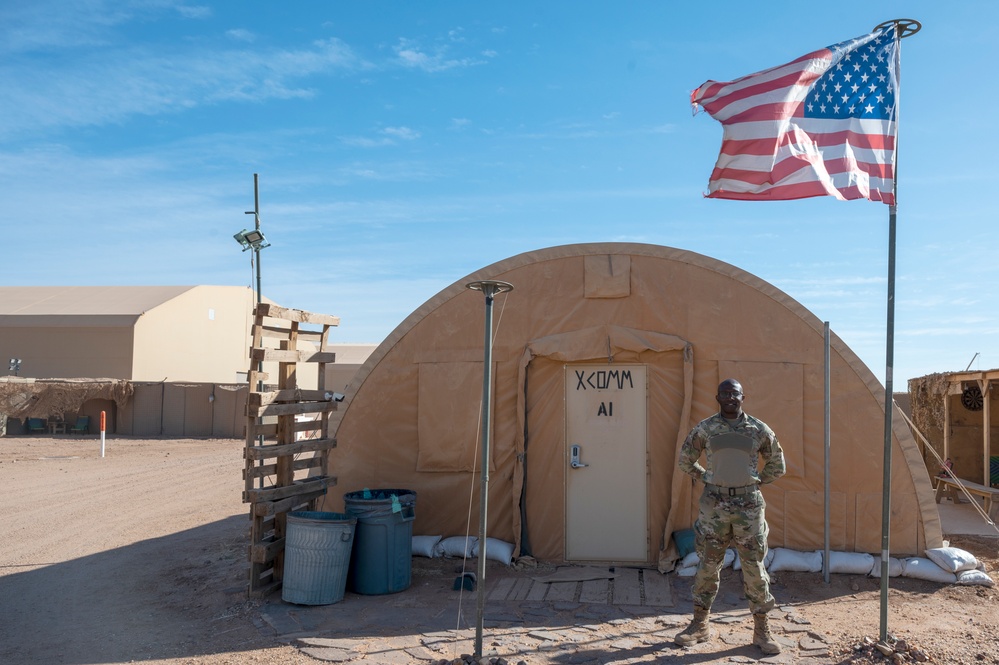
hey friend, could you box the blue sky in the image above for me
[3,1,996,386]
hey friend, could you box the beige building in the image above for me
[0,286,375,436]
[0,285,257,382]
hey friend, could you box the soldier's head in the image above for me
[716,378,744,419]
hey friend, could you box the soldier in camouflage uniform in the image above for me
[674,378,786,655]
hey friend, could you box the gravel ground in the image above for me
[1,436,997,664]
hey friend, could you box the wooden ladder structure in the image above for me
[243,303,341,597]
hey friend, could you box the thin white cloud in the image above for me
[175,4,212,19]
[341,136,395,148]
[383,126,420,141]
[0,37,367,137]
[225,28,256,43]
[340,126,421,148]
[1,0,206,54]
[392,37,487,72]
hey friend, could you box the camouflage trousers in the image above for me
[691,488,775,614]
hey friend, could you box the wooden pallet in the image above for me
[485,567,673,607]
[243,303,341,597]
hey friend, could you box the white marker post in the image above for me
[100,410,106,458]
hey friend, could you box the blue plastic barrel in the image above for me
[343,489,417,595]
[282,511,356,605]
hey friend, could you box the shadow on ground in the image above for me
[0,515,252,665]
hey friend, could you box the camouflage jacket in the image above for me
[678,412,785,487]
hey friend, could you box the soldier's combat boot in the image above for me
[752,613,781,655]
[674,606,711,646]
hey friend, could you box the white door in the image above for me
[565,364,647,561]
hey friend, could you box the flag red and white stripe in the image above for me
[691,27,898,204]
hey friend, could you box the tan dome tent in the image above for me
[323,243,942,569]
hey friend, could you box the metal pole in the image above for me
[466,279,513,658]
[253,173,262,312]
[879,203,896,643]
[824,322,831,584]
[250,174,265,487]
[872,18,920,645]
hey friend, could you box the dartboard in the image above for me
[961,386,984,411]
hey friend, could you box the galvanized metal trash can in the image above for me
[343,489,416,595]
[282,511,356,605]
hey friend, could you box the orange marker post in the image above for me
[100,410,106,458]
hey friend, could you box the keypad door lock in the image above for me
[570,444,588,469]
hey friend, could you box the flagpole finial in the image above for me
[874,18,921,38]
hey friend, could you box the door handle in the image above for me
[570,444,588,469]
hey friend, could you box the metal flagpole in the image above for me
[823,322,831,584]
[873,17,920,649]
[465,279,514,658]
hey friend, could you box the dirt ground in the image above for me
[1,436,998,665]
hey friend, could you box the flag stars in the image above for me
[800,29,896,120]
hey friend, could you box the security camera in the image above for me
[325,392,345,403]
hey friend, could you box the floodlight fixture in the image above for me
[233,228,270,252]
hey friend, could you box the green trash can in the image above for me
[282,511,356,605]
[343,489,417,595]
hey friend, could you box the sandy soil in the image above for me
[1,436,997,665]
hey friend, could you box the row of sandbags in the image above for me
[675,545,994,586]
[412,535,516,565]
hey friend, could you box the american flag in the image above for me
[691,26,898,204]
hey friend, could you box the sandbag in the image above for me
[472,537,515,565]
[829,551,876,575]
[956,570,995,587]
[869,555,904,578]
[412,535,442,558]
[768,548,822,573]
[434,535,477,558]
[901,557,957,584]
[924,547,978,573]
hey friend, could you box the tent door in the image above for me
[564,364,647,561]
